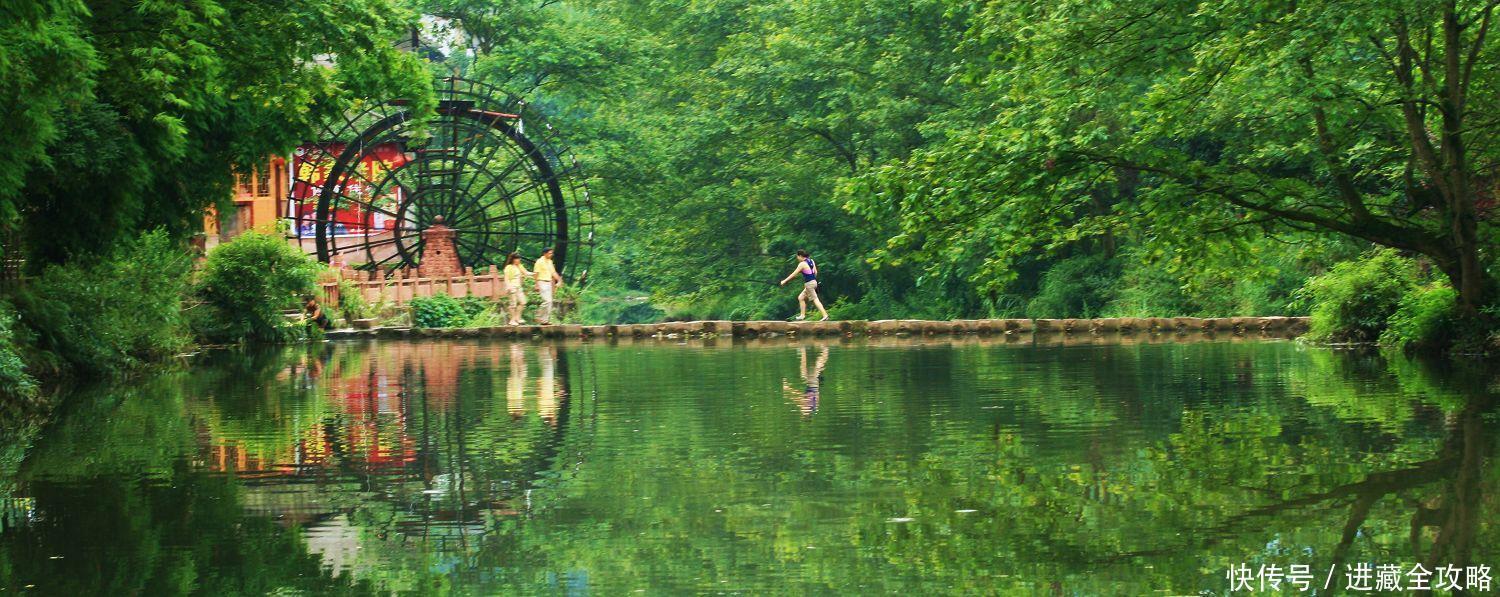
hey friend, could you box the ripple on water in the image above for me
[1,338,1492,594]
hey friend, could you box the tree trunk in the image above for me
[1440,236,1489,318]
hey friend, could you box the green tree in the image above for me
[6,0,433,265]
[0,0,93,227]
[11,230,193,377]
[851,0,1499,318]
[435,0,982,319]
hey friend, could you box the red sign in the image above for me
[291,143,409,237]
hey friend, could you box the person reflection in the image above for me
[783,345,829,416]
[508,343,528,420]
[506,343,565,426]
[537,345,559,424]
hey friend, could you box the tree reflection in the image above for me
[0,340,1494,594]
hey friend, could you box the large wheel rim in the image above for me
[290,77,593,283]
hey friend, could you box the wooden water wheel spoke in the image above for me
[296,77,593,282]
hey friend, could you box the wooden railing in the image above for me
[317,265,511,307]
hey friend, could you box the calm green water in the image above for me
[1,338,1495,595]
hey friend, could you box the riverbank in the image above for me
[324,316,1310,341]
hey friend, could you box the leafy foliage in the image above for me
[0,0,93,228]
[409,294,502,328]
[10,231,192,377]
[0,301,37,401]
[435,0,1458,331]
[841,0,1498,329]
[1380,284,1460,351]
[410,294,470,328]
[1025,254,1119,318]
[335,278,372,322]
[574,287,665,324]
[3,0,433,265]
[454,0,981,320]
[1298,250,1421,343]
[194,232,322,343]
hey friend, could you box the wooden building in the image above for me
[204,156,289,246]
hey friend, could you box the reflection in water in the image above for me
[784,345,830,416]
[0,339,1495,594]
[507,344,564,423]
[162,341,574,584]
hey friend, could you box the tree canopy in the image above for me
[850,0,1499,315]
[2,0,433,265]
[2,0,1495,332]
[416,0,1495,327]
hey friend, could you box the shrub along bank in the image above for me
[1,235,1494,422]
[192,232,322,344]
[1297,249,1494,354]
[0,230,325,412]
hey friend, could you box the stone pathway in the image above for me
[324,316,1310,340]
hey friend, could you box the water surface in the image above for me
[2,337,1495,594]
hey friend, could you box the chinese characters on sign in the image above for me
[1228,563,1491,593]
[290,143,409,237]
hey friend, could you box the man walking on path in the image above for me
[780,249,829,321]
[534,247,563,324]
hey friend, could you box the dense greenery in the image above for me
[419,0,1495,349]
[848,0,1498,317]
[0,0,435,386]
[9,231,192,377]
[0,0,432,266]
[194,231,323,343]
[0,231,326,401]
[1382,283,1462,351]
[408,294,501,328]
[1299,249,1425,343]
[0,303,36,404]
[1,0,1496,369]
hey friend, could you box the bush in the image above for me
[335,277,371,322]
[1106,255,1194,317]
[1297,249,1421,343]
[410,294,470,328]
[194,231,321,343]
[12,230,193,377]
[0,301,37,399]
[1380,285,1459,351]
[1026,254,1119,318]
[573,287,665,324]
[457,296,492,319]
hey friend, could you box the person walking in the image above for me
[534,247,563,324]
[503,252,531,325]
[780,249,828,321]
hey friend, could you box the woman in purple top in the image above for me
[779,249,829,321]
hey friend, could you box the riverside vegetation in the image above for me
[3,0,1499,413]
